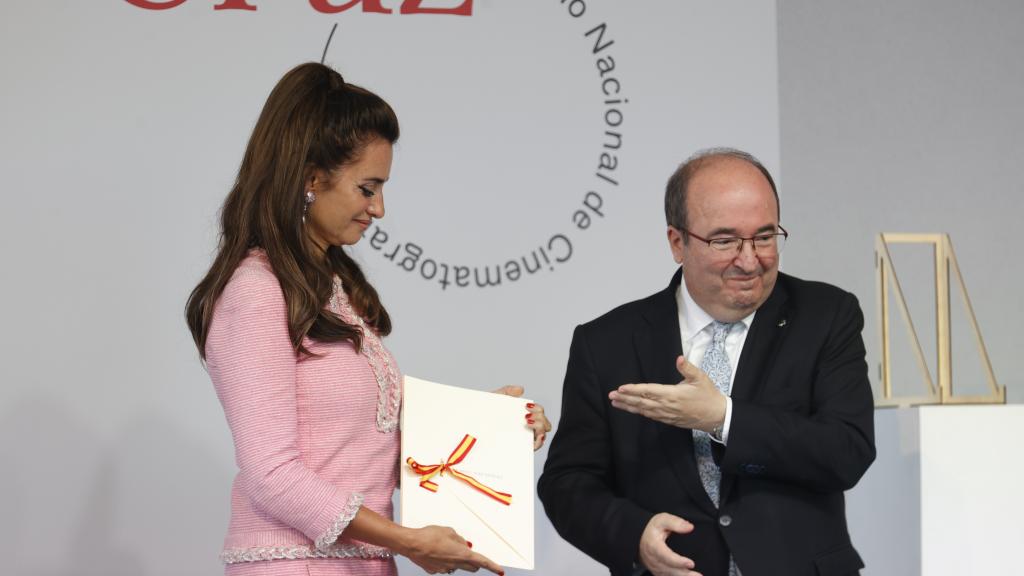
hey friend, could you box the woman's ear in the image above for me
[304,165,324,192]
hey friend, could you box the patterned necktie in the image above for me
[694,320,733,506]
[693,321,741,576]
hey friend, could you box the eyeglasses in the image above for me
[680,225,789,255]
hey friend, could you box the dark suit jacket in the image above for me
[538,270,875,576]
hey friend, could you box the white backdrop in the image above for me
[0,2,778,574]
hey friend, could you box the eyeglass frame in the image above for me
[678,224,789,255]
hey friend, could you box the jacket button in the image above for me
[719,515,732,527]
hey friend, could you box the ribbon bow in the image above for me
[406,434,512,506]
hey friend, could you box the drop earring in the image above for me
[302,190,316,223]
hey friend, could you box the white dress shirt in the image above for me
[675,278,755,445]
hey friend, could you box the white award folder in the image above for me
[400,376,535,570]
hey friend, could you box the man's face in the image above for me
[668,157,780,322]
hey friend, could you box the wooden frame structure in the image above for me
[875,233,1005,407]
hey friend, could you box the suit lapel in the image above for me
[635,268,719,518]
[635,269,684,386]
[720,276,791,500]
[730,276,791,403]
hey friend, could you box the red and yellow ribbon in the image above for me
[406,434,512,506]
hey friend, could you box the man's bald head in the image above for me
[664,148,779,234]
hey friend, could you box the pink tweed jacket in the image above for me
[206,250,402,575]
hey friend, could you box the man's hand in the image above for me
[608,355,725,432]
[638,513,702,576]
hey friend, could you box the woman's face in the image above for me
[305,137,393,250]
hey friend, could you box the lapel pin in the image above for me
[777,319,787,327]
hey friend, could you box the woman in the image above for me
[185,62,550,576]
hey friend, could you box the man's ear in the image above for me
[667,226,685,264]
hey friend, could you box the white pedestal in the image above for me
[847,405,1024,575]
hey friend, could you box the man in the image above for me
[537,149,875,576]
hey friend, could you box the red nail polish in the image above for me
[524,413,532,419]
[466,541,473,548]
[526,417,535,424]
[526,402,535,409]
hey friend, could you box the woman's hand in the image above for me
[343,507,503,575]
[400,524,504,575]
[492,386,552,451]
[524,400,552,450]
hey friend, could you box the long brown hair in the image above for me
[186,62,399,358]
